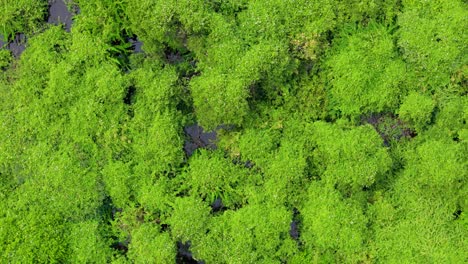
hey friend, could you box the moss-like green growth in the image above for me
[0,0,466,262]
[0,0,48,40]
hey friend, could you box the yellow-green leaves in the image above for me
[398,92,435,134]
[0,0,466,262]
[371,138,468,263]
[68,221,113,263]
[183,149,249,207]
[302,182,368,263]
[193,203,295,263]
[311,121,391,192]
[398,0,468,89]
[0,0,47,40]
[167,196,211,243]
[126,0,176,54]
[129,61,184,176]
[127,223,175,264]
[406,139,467,191]
[327,24,407,119]
[0,49,11,70]
[131,112,183,176]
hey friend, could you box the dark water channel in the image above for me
[183,124,238,157]
[183,124,218,157]
[177,241,204,264]
[128,37,143,53]
[0,34,27,58]
[362,113,415,146]
[0,0,77,58]
[48,0,75,32]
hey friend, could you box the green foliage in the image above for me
[192,203,296,263]
[430,96,468,140]
[398,0,468,89]
[167,196,211,243]
[102,161,133,208]
[261,118,311,205]
[0,0,47,40]
[236,127,281,168]
[371,139,468,262]
[0,49,11,70]
[68,221,113,263]
[190,39,291,128]
[182,149,249,207]
[405,139,466,193]
[0,151,104,262]
[15,26,68,95]
[327,23,407,119]
[0,1,466,262]
[398,91,435,133]
[138,177,174,215]
[302,182,368,263]
[127,223,175,264]
[311,121,392,192]
[126,0,175,53]
[73,0,130,44]
[129,61,184,177]
[287,75,328,121]
[129,60,181,112]
[131,111,183,177]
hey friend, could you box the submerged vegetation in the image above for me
[0,0,467,263]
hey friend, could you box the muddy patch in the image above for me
[0,0,76,58]
[289,221,300,240]
[177,241,204,264]
[165,47,185,64]
[128,36,143,53]
[290,208,301,242]
[362,113,415,146]
[184,124,217,157]
[123,86,136,105]
[210,198,225,213]
[111,240,129,254]
[233,158,255,169]
[2,34,27,58]
[48,0,77,32]
[183,124,236,157]
[453,208,462,220]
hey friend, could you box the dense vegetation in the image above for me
[0,0,467,263]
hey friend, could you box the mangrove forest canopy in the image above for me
[0,0,467,263]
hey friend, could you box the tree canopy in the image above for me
[0,0,467,263]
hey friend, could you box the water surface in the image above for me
[48,0,74,32]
